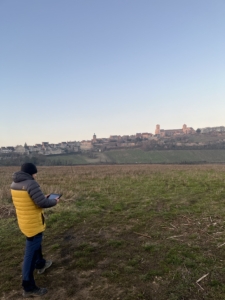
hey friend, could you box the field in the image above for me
[43,149,225,165]
[1,165,225,299]
[106,149,225,164]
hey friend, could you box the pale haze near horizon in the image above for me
[0,0,224,147]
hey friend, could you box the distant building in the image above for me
[28,146,40,153]
[129,135,136,140]
[199,126,225,133]
[135,133,153,139]
[155,124,195,136]
[121,135,129,141]
[80,141,93,151]
[60,142,67,148]
[14,145,29,154]
[109,135,121,141]
[141,133,153,139]
[67,141,80,152]
[92,133,97,143]
[136,133,142,138]
[35,144,42,148]
[42,142,49,150]
[44,148,63,155]
[0,147,14,153]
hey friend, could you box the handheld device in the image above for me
[48,193,62,200]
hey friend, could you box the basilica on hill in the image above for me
[155,124,195,137]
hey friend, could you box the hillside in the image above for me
[42,149,225,165]
[105,149,225,164]
[2,132,225,166]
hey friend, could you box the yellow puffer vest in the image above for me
[11,189,46,237]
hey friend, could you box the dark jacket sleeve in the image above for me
[27,180,57,208]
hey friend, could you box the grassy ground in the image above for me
[106,149,225,163]
[44,149,225,165]
[45,152,111,164]
[1,165,225,299]
[45,154,88,164]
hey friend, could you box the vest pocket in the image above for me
[41,213,45,225]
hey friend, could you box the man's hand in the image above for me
[45,194,50,198]
[55,197,60,204]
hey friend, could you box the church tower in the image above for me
[182,124,187,134]
[93,133,97,143]
[155,124,160,135]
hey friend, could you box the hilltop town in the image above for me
[1,125,225,157]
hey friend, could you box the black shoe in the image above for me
[23,287,48,297]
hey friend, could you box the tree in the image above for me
[196,128,201,134]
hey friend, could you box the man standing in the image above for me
[11,163,59,298]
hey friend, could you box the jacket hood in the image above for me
[12,171,34,183]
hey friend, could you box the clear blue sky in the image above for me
[0,0,224,146]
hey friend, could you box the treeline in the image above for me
[0,154,75,166]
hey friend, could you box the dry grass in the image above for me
[1,164,225,299]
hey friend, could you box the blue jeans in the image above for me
[22,232,46,292]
